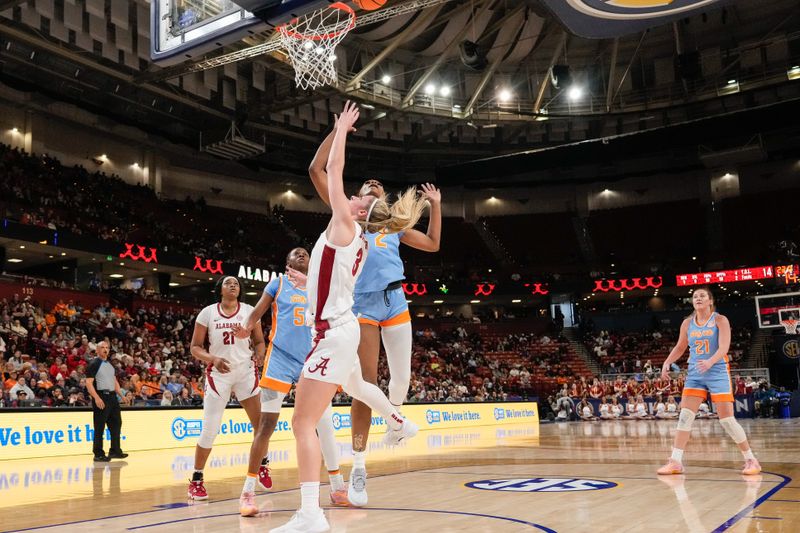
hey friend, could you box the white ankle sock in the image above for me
[352,451,366,470]
[243,474,256,494]
[671,448,684,463]
[742,449,756,461]
[300,482,320,511]
[329,472,345,492]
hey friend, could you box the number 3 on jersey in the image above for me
[694,339,710,354]
[352,247,364,275]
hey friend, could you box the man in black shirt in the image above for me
[86,341,128,462]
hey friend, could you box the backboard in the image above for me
[755,291,800,329]
[150,0,328,64]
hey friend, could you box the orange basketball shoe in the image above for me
[330,489,351,506]
[239,492,258,517]
[742,458,762,475]
[657,459,685,475]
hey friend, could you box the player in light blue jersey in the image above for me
[657,287,760,476]
[232,248,349,515]
[310,125,441,506]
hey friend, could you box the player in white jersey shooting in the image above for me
[270,101,429,533]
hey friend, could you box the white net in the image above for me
[277,3,356,90]
[781,319,798,335]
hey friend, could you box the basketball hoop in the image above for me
[277,3,356,90]
[781,319,799,335]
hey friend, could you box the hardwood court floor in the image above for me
[2,419,799,532]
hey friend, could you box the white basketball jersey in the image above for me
[195,302,255,367]
[306,221,368,327]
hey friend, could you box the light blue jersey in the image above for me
[260,275,312,392]
[354,230,405,293]
[684,312,733,402]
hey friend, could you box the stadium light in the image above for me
[498,89,512,102]
[381,74,391,84]
[788,66,800,80]
[425,83,436,95]
[567,86,583,101]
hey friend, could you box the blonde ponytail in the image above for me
[361,186,428,235]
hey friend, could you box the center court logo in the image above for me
[171,417,203,440]
[425,409,441,425]
[331,412,351,430]
[466,478,617,493]
[566,0,723,19]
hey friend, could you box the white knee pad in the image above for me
[676,408,696,432]
[719,416,747,444]
[382,322,412,406]
[316,404,340,472]
[197,395,227,448]
[260,388,287,414]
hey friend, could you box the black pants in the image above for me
[92,391,122,456]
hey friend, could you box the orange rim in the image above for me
[278,2,356,42]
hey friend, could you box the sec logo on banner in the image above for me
[465,478,617,493]
[171,418,202,440]
[332,412,351,430]
[783,339,800,359]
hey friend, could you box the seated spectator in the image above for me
[577,398,597,421]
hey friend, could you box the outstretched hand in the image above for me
[286,266,308,289]
[336,100,360,133]
[420,183,441,204]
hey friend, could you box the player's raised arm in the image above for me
[310,115,357,207]
[400,183,441,252]
[325,100,360,247]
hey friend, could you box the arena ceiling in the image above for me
[0,0,799,183]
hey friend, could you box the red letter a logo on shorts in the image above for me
[308,357,330,377]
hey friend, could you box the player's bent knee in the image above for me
[676,408,696,431]
[197,424,220,448]
[719,416,747,443]
[260,388,286,414]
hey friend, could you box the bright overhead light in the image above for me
[180,272,185,276]
[498,89,512,102]
[119,262,125,266]
[208,277,213,281]
[11,127,18,133]
[433,300,443,304]
[424,83,436,95]
[131,162,139,168]
[727,79,737,85]
[286,189,293,194]
[406,300,413,304]
[567,86,583,101]
[60,252,66,256]
[440,86,451,97]
[7,258,22,263]
[109,274,124,279]
[489,196,498,201]
[470,300,481,304]
[381,74,391,84]
[603,188,611,194]
[169,282,180,287]
[19,245,25,249]
[512,299,521,303]
[788,66,800,80]
[152,268,158,271]
[245,291,258,296]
